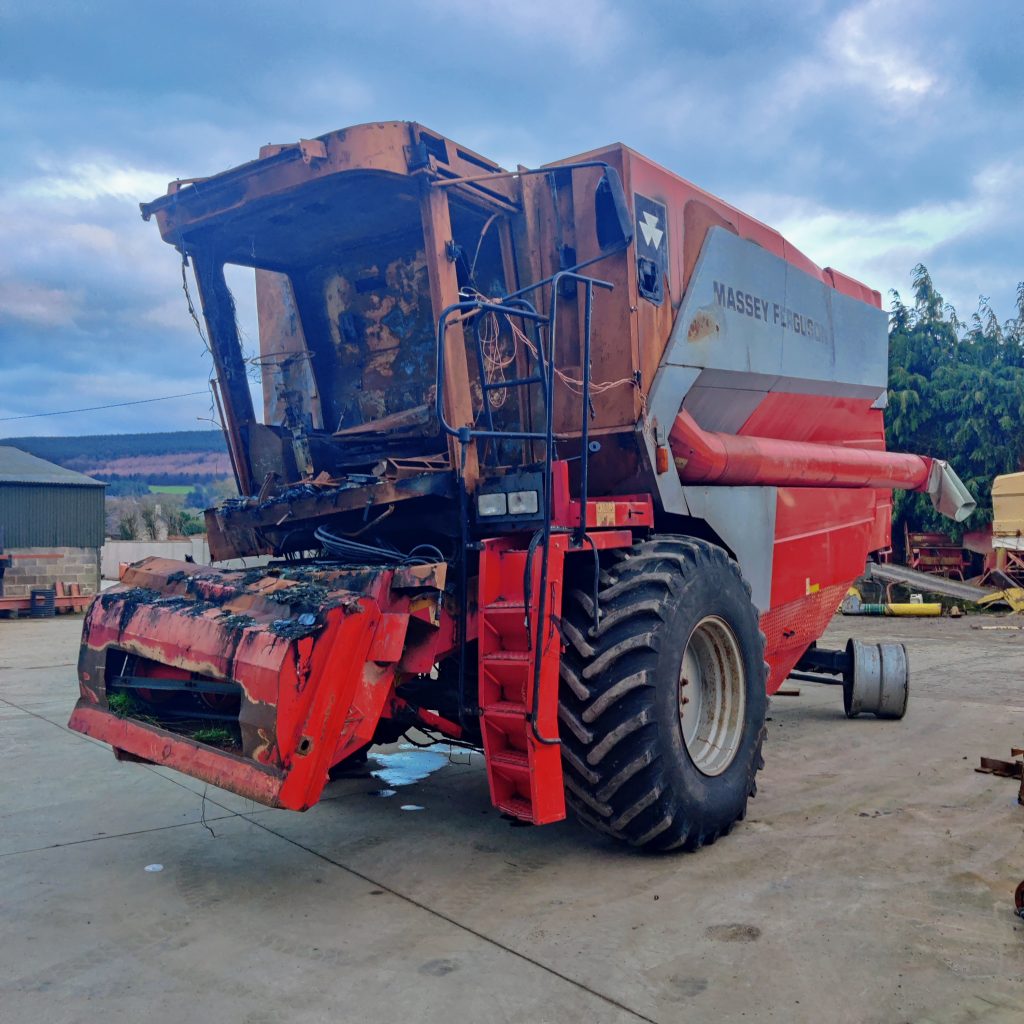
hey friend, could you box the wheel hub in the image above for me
[678,615,746,776]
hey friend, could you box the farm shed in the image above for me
[0,446,105,606]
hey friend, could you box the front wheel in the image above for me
[558,536,767,851]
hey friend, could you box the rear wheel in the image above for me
[558,536,767,851]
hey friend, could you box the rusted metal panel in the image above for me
[321,250,435,428]
[564,158,639,432]
[144,123,418,238]
[976,755,1023,779]
[391,562,447,591]
[255,268,323,430]
[144,122,518,243]
[419,182,479,486]
[206,471,453,561]
[976,750,1024,806]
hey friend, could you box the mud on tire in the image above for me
[558,536,767,851]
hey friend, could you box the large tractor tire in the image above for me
[558,536,767,851]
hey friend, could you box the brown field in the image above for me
[64,451,232,478]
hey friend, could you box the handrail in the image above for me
[434,298,548,443]
[530,270,612,745]
[435,274,615,747]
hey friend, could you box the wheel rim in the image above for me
[678,615,746,776]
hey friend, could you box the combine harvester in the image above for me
[69,123,974,850]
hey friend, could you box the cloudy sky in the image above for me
[1,0,1021,436]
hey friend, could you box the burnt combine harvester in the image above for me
[70,122,974,850]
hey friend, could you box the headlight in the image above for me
[508,490,539,515]
[477,493,508,517]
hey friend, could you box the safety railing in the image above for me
[434,272,613,530]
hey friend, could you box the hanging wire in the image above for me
[458,287,643,412]
[181,254,212,356]
[313,526,445,566]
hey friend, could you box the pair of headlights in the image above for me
[477,490,540,517]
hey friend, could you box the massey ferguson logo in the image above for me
[638,210,663,249]
[712,280,827,342]
[634,193,668,305]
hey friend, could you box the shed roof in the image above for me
[0,446,105,487]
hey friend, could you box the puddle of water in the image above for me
[400,804,425,812]
[369,744,460,788]
[369,788,397,798]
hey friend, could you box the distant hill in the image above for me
[0,430,231,485]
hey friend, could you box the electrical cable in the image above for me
[401,728,480,753]
[0,390,210,422]
[313,526,446,566]
[458,287,641,410]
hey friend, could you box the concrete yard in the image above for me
[1,613,1022,1024]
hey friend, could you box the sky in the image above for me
[0,0,1021,436]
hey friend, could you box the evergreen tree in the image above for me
[887,267,1024,544]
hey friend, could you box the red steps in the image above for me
[477,537,567,825]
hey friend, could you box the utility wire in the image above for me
[0,390,210,422]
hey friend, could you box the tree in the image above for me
[886,266,1024,544]
[139,503,161,541]
[117,509,139,540]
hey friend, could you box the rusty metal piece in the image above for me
[419,182,479,486]
[392,562,447,591]
[206,471,454,561]
[255,269,323,429]
[382,455,451,479]
[333,405,434,437]
[298,138,327,164]
[1015,880,1024,917]
[976,756,1024,778]
[975,750,1024,804]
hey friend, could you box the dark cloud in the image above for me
[1,0,1021,434]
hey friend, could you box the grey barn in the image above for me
[0,446,105,603]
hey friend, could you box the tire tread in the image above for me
[559,535,767,851]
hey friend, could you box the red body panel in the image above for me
[670,395,908,692]
[742,395,897,692]
[69,557,449,811]
[624,150,881,309]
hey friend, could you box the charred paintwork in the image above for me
[322,252,435,428]
[206,471,454,561]
[392,562,447,591]
[70,555,466,810]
